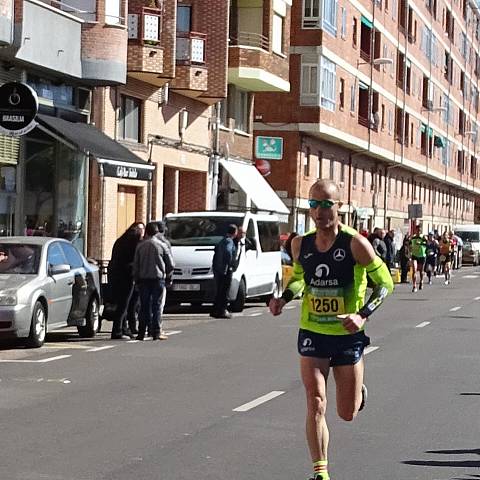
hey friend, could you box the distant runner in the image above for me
[409,226,427,292]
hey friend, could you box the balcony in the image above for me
[0,0,127,84]
[228,31,289,92]
[0,0,13,45]
[127,8,165,86]
[171,32,208,97]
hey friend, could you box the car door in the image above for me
[59,242,90,322]
[46,242,74,326]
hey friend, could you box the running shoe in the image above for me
[308,474,330,480]
[412,286,418,293]
[445,280,449,285]
[419,282,423,290]
[359,384,368,411]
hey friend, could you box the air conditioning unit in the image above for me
[425,99,434,110]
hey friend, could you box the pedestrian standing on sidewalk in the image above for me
[133,222,174,341]
[108,222,145,340]
[269,179,393,480]
[210,224,238,319]
[399,236,411,283]
[155,221,175,335]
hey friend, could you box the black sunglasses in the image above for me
[308,199,338,209]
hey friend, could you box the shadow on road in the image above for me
[403,447,480,468]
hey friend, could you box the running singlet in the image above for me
[410,235,427,258]
[439,240,453,256]
[298,225,368,336]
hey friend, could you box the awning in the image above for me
[219,158,290,217]
[36,114,155,181]
[361,16,373,28]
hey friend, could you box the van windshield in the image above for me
[455,231,480,242]
[166,217,242,246]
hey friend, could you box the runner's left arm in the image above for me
[351,234,394,318]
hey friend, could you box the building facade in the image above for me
[254,0,480,235]
[0,0,140,254]
[92,0,292,261]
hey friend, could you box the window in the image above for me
[303,0,320,28]
[105,0,121,25]
[177,5,191,32]
[340,163,345,182]
[329,159,335,180]
[317,152,323,177]
[339,78,345,109]
[322,0,338,36]
[119,95,141,142]
[301,61,319,105]
[320,56,336,111]
[352,166,357,186]
[257,221,280,252]
[341,8,347,38]
[47,243,67,267]
[304,148,311,176]
[234,89,250,133]
[352,18,358,47]
[272,13,284,54]
[219,98,228,128]
[350,85,356,112]
[60,243,84,269]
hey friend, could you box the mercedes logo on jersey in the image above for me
[315,264,330,278]
[333,248,346,261]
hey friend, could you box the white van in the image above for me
[453,224,480,265]
[163,212,283,312]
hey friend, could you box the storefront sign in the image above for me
[102,162,153,181]
[0,82,39,136]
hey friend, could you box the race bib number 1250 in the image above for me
[306,294,345,316]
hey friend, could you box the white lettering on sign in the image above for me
[2,115,25,122]
[116,166,138,179]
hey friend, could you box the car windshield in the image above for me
[0,244,41,274]
[166,217,243,246]
[455,231,480,242]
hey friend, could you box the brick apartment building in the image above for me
[92,0,292,260]
[0,0,152,256]
[255,0,480,236]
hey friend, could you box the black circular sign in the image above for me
[0,82,39,136]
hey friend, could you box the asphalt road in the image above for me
[1,267,480,480]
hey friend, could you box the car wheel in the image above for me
[26,301,46,348]
[230,278,246,313]
[77,297,99,338]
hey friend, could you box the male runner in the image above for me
[424,232,439,285]
[269,179,394,480]
[439,231,454,285]
[409,226,427,292]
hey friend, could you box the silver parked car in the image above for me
[0,237,101,348]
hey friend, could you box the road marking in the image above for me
[248,313,263,317]
[87,345,116,352]
[36,355,71,363]
[165,330,182,336]
[0,354,73,364]
[475,296,480,301]
[462,275,479,279]
[233,391,285,412]
[364,346,379,355]
[450,306,462,312]
[42,343,91,350]
[416,321,431,328]
[285,305,297,310]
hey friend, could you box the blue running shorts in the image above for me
[298,329,370,366]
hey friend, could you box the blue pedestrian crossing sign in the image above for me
[255,136,283,160]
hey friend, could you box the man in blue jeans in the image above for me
[133,222,174,340]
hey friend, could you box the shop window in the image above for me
[119,95,142,143]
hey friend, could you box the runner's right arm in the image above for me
[269,235,305,315]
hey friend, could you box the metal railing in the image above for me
[229,31,269,51]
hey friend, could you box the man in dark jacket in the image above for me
[211,224,238,319]
[133,222,174,341]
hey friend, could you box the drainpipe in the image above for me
[210,102,221,210]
